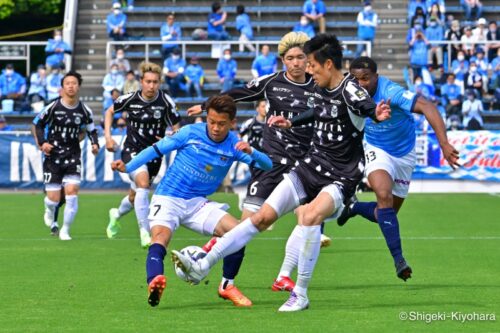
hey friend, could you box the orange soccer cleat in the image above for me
[218,284,252,307]
[272,276,296,292]
[147,275,167,307]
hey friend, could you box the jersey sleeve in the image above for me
[388,83,417,114]
[113,92,134,113]
[33,100,56,146]
[82,103,99,146]
[343,80,378,120]
[162,92,181,126]
[235,145,273,171]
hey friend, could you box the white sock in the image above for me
[201,218,259,270]
[118,195,133,218]
[221,278,234,289]
[44,197,58,214]
[295,225,321,296]
[277,225,302,279]
[134,188,150,232]
[63,195,78,228]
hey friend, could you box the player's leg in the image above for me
[279,184,344,312]
[59,177,80,241]
[106,188,135,239]
[42,159,62,229]
[145,195,179,307]
[133,171,152,248]
[50,188,66,236]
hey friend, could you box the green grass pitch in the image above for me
[0,192,498,333]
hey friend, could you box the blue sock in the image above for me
[352,201,377,223]
[377,208,403,263]
[222,246,245,283]
[320,222,325,234]
[146,243,166,284]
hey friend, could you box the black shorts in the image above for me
[122,149,162,184]
[43,157,81,185]
[243,163,293,207]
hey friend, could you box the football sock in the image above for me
[377,207,403,263]
[118,195,133,218]
[295,225,321,296]
[134,188,150,232]
[54,198,65,223]
[146,243,166,284]
[222,246,245,280]
[44,197,58,216]
[63,195,78,228]
[352,201,377,223]
[221,278,234,289]
[202,218,259,271]
[320,222,325,234]
[278,225,302,278]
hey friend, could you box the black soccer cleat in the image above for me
[50,225,59,236]
[337,195,358,226]
[396,259,412,282]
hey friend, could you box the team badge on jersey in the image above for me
[307,96,315,108]
[153,110,161,119]
[205,164,213,172]
[74,117,81,125]
[330,105,338,118]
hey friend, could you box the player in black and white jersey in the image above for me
[173,34,391,312]
[104,62,181,248]
[238,99,266,152]
[33,71,99,241]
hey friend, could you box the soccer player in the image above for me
[33,71,99,240]
[104,62,181,248]
[333,56,460,278]
[110,95,272,307]
[238,99,267,152]
[173,34,391,312]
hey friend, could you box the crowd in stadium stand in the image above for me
[1,0,498,133]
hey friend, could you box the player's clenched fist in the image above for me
[111,159,126,172]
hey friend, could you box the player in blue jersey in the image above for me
[339,56,460,280]
[111,95,272,307]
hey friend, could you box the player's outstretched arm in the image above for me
[414,97,460,169]
[267,115,291,129]
[375,99,392,122]
[104,105,118,152]
[235,141,273,171]
[187,104,202,116]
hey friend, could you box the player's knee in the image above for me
[251,212,273,231]
[301,209,324,226]
[376,190,393,208]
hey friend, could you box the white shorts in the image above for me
[45,175,81,192]
[364,142,416,198]
[265,173,345,221]
[148,195,229,236]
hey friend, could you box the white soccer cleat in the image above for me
[140,228,151,248]
[320,234,332,248]
[171,250,209,285]
[59,226,72,241]
[278,291,309,312]
[44,208,54,227]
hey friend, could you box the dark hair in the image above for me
[212,2,221,13]
[126,70,135,76]
[350,56,378,73]
[255,98,267,108]
[303,34,343,69]
[206,95,236,120]
[236,5,245,15]
[61,71,83,86]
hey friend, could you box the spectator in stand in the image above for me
[251,45,277,79]
[356,1,378,57]
[451,50,469,93]
[236,5,255,52]
[486,21,499,62]
[123,70,140,94]
[472,18,488,48]
[46,65,64,101]
[110,48,131,75]
[462,0,482,22]
[408,0,426,23]
[107,2,128,41]
[470,48,489,91]
[441,73,463,119]
[0,63,27,110]
[426,0,445,18]
[160,14,182,60]
[409,27,429,79]
[111,114,127,136]
[414,75,437,101]
[27,64,47,105]
[406,20,423,44]
[490,48,500,92]
[303,0,326,34]
[184,56,204,99]
[462,89,483,129]
[0,116,13,131]
[217,48,237,92]
[465,61,484,97]
[112,0,134,11]
[102,63,125,111]
[460,26,475,58]
[162,48,186,98]
[104,88,121,113]
[293,16,315,39]
[207,2,229,41]
[411,6,427,30]
[45,29,72,71]
[445,19,462,62]
[427,3,444,26]
[425,17,444,69]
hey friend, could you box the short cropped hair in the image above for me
[278,32,310,58]
[206,95,237,120]
[139,61,162,79]
[303,34,343,69]
[61,71,83,86]
[350,56,378,73]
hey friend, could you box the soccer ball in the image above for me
[173,245,207,284]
